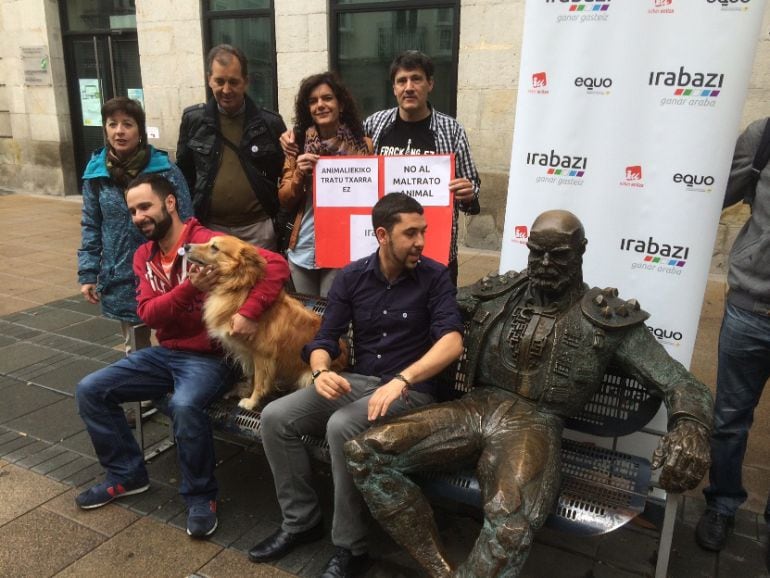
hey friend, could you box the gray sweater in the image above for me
[724,117,770,305]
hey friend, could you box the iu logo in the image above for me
[625,165,643,181]
[654,0,672,6]
[514,225,528,241]
[532,72,547,88]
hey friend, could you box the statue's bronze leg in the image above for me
[345,402,482,578]
[455,412,562,578]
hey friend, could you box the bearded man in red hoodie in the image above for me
[74,173,289,539]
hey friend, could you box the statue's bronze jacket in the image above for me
[458,271,713,431]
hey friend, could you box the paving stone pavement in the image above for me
[0,192,768,577]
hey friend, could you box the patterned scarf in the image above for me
[303,124,369,156]
[106,146,149,189]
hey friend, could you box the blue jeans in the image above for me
[704,302,770,516]
[76,347,237,505]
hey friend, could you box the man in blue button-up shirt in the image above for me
[249,193,464,576]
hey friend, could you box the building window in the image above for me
[62,0,137,32]
[331,1,460,118]
[203,0,277,110]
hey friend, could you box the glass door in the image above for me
[65,33,142,181]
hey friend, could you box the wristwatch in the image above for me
[312,368,330,381]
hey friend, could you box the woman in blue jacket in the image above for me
[77,97,193,351]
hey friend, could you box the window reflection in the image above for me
[335,7,457,118]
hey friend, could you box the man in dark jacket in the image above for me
[696,118,770,572]
[176,44,286,249]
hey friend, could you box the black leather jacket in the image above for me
[176,95,286,221]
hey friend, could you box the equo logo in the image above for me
[673,173,715,187]
[574,76,613,89]
[647,326,683,342]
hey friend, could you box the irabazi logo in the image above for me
[513,225,529,245]
[647,324,683,346]
[621,236,689,275]
[529,72,549,95]
[673,172,715,192]
[649,66,724,107]
[649,0,674,13]
[620,165,644,188]
[548,0,611,24]
[707,0,751,11]
[527,149,587,187]
[574,76,612,95]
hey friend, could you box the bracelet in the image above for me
[393,373,411,387]
[394,374,411,402]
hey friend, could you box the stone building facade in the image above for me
[0,0,768,264]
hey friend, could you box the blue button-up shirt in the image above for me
[302,251,464,395]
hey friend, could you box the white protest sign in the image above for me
[349,214,379,261]
[383,155,451,206]
[315,157,379,207]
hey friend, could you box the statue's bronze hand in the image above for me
[651,419,710,493]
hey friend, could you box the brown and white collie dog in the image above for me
[184,235,347,411]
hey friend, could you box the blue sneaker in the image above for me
[75,479,150,509]
[187,500,218,538]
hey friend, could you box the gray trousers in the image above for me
[260,372,434,554]
[287,260,338,298]
[207,218,277,251]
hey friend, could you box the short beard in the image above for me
[142,210,172,241]
[528,266,581,297]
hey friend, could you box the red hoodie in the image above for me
[133,218,290,354]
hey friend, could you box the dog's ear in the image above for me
[240,245,267,282]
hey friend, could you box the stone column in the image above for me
[455,0,524,250]
[275,0,329,124]
[135,0,206,158]
[0,0,77,196]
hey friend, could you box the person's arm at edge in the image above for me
[175,112,195,191]
[237,248,291,321]
[78,178,103,302]
[266,114,288,184]
[723,119,763,209]
[450,122,481,210]
[301,271,354,398]
[277,155,305,211]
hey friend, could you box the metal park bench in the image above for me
[132,292,677,577]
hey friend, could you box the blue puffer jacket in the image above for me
[77,146,193,323]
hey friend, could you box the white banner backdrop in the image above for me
[500,0,766,447]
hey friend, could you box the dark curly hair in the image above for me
[292,71,364,150]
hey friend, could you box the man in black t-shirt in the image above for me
[377,114,436,156]
[364,51,481,285]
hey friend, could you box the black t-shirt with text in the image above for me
[377,114,436,156]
